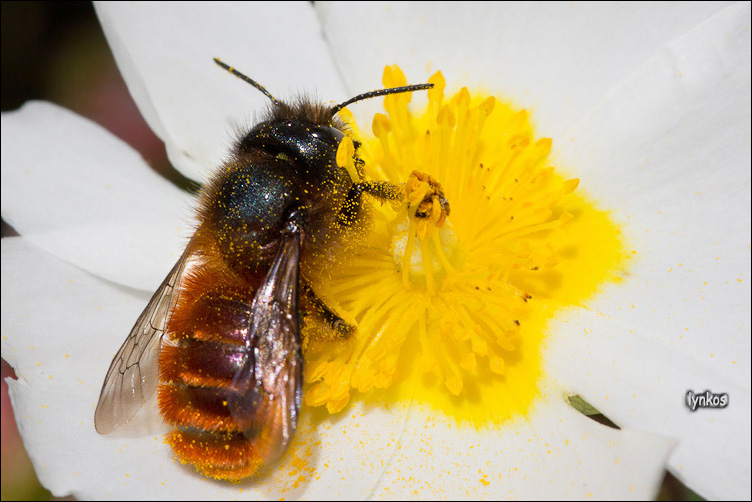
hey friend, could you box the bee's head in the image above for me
[215,57,433,180]
[236,100,346,179]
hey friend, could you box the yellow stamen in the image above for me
[335,136,359,183]
[304,65,626,424]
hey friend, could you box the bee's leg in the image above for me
[302,282,356,338]
[337,181,404,227]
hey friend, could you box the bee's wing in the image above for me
[94,249,195,434]
[227,219,304,465]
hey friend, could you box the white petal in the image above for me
[316,2,730,137]
[1,238,412,498]
[1,102,193,291]
[95,2,348,182]
[370,395,674,499]
[547,310,750,501]
[548,3,751,499]
[2,237,152,497]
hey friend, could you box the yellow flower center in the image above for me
[303,66,627,424]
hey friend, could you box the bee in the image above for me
[94,58,433,481]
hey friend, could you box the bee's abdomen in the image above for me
[164,429,262,482]
[160,340,243,389]
[158,284,264,481]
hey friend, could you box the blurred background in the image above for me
[0,2,701,500]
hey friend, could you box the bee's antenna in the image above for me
[214,58,280,106]
[330,83,434,117]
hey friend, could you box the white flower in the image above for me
[1,2,749,499]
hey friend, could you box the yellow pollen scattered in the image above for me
[303,65,625,424]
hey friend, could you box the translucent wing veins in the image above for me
[94,250,194,434]
[228,215,304,464]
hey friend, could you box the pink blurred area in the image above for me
[1,359,49,500]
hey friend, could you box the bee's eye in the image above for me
[240,120,346,174]
[311,126,344,146]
